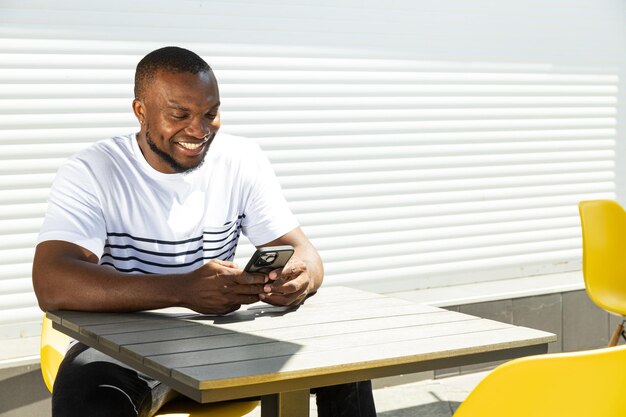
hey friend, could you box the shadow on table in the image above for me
[197,304,301,324]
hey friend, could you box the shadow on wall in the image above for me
[0,368,50,417]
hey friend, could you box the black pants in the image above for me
[52,343,377,417]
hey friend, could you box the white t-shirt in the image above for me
[37,132,299,274]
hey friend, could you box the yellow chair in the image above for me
[453,344,626,417]
[578,199,626,346]
[40,316,258,417]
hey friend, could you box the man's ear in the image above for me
[132,99,146,125]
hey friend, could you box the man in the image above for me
[32,46,376,417]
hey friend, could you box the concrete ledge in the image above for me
[388,271,584,307]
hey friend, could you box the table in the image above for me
[47,286,556,416]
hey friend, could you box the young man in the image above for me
[32,46,376,417]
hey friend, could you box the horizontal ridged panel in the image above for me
[282,172,614,201]
[0,233,38,250]
[256,129,617,148]
[1,68,620,84]
[0,306,42,325]
[325,238,581,274]
[0,108,618,126]
[1,97,619,113]
[0,292,37,309]
[224,120,616,138]
[306,205,580,235]
[0,0,618,340]
[314,219,581,250]
[278,162,614,187]
[0,262,32,281]
[295,193,614,226]
[0,278,34,294]
[330,250,581,284]
[0,128,616,145]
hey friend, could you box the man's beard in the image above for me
[145,129,209,174]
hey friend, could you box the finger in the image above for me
[265,272,308,294]
[261,291,304,306]
[231,283,265,295]
[265,278,308,298]
[266,279,299,295]
[281,261,307,279]
[233,272,266,285]
[266,268,294,286]
[268,268,282,280]
[280,263,296,277]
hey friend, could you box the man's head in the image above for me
[132,46,221,174]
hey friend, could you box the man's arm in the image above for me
[32,240,264,314]
[257,227,324,306]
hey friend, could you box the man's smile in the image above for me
[177,141,205,150]
[175,138,209,155]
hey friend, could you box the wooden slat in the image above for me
[95,302,442,356]
[289,286,382,304]
[91,301,437,349]
[65,288,429,335]
[75,301,436,346]
[79,316,200,338]
[141,318,510,376]
[173,326,554,390]
[121,310,466,358]
[99,324,206,352]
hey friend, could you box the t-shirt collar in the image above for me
[130,132,189,181]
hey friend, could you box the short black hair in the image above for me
[134,46,212,99]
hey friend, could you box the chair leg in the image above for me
[609,321,625,347]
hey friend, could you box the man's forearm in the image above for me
[33,240,263,315]
[34,256,186,312]
[33,241,184,312]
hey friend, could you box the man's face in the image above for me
[134,69,221,174]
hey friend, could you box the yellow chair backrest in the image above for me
[453,345,626,417]
[578,200,626,317]
[40,315,71,393]
[40,315,258,417]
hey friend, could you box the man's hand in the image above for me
[183,259,265,315]
[259,257,313,306]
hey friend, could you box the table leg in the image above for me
[261,389,310,417]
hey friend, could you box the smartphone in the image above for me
[244,245,294,274]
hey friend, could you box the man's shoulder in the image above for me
[66,134,134,165]
[58,134,135,181]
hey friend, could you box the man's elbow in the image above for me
[32,278,59,312]
[32,263,62,312]
[36,297,54,313]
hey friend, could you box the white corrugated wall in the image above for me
[0,0,620,340]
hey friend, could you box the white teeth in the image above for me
[178,142,203,150]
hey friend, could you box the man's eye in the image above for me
[206,113,217,120]
[171,114,187,120]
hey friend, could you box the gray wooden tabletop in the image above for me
[48,286,556,416]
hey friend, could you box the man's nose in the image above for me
[185,116,213,139]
